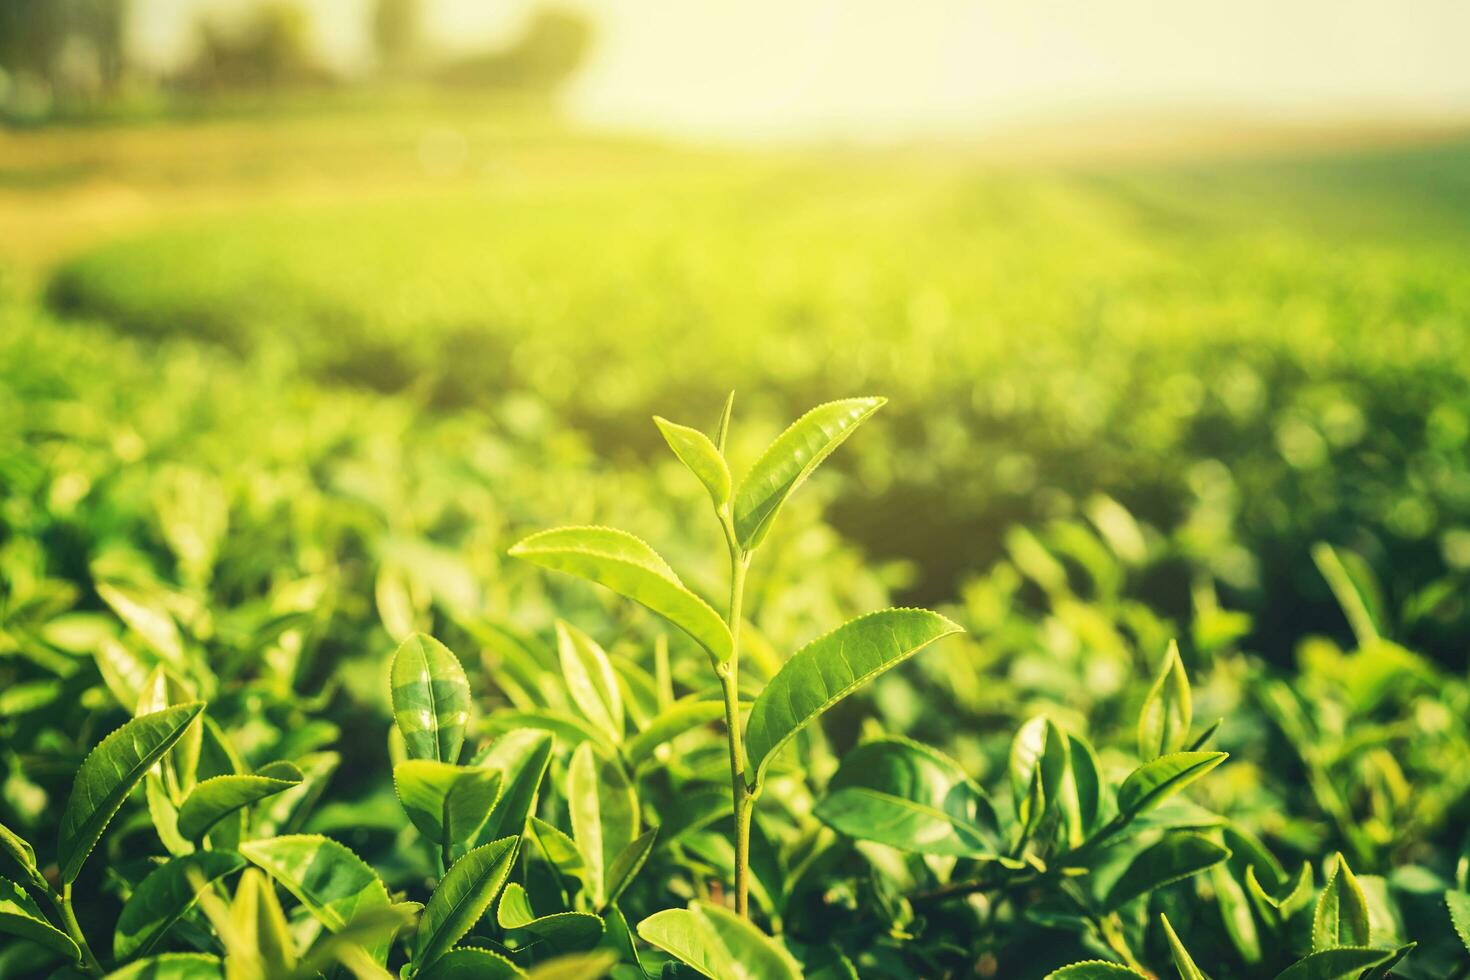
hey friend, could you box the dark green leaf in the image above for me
[1104,833,1230,911]
[1272,948,1393,980]
[114,851,246,960]
[417,946,525,979]
[815,737,998,857]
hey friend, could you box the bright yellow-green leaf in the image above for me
[637,900,801,980]
[390,633,472,765]
[745,608,962,787]
[509,527,732,665]
[239,835,392,943]
[732,397,885,550]
[625,699,726,768]
[176,763,302,841]
[1138,640,1192,760]
[654,415,731,508]
[57,701,206,883]
[567,743,639,910]
[556,621,624,743]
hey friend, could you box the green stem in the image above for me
[719,539,755,918]
[55,884,104,978]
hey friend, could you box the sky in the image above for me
[132,0,1470,141]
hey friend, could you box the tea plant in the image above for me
[4,364,1470,977]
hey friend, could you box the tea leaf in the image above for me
[605,827,658,907]
[508,526,733,665]
[390,633,472,765]
[176,763,302,841]
[394,760,502,846]
[1009,716,1070,839]
[1045,963,1147,979]
[637,900,801,979]
[733,397,885,550]
[1138,640,1191,760]
[1104,833,1230,910]
[1159,912,1207,980]
[1248,861,1314,920]
[1115,751,1227,818]
[1313,854,1370,951]
[0,822,44,891]
[57,701,206,883]
[524,951,617,980]
[239,835,391,937]
[97,581,185,666]
[497,882,605,949]
[412,836,520,970]
[816,737,999,857]
[104,953,225,979]
[556,621,624,743]
[1068,732,1103,836]
[417,946,525,979]
[745,608,962,786]
[114,851,247,960]
[0,875,80,962]
[625,699,726,767]
[1272,948,1393,980]
[567,743,639,909]
[654,416,731,509]
[471,729,555,844]
[1448,890,1470,955]
[229,867,297,975]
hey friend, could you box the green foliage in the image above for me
[743,608,962,786]
[8,256,1470,978]
[56,703,207,883]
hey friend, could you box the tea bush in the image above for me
[5,129,1470,978]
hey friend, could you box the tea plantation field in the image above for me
[3,114,1470,978]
